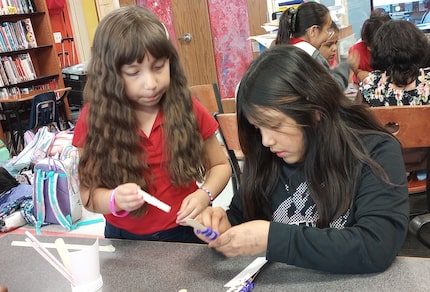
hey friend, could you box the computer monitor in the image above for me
[371,0,430,32]
[371,0,429,23]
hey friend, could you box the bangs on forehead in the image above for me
[245,105,280,128]
[243,97,306,128]
[118,24,172,65]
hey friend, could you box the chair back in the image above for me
[28,91,59,129]
[370,105,430,148]
[221,98,236,113]
[370,105,430,213]
[215,113,241,152]
[190,83,223,114]
[215,112,243,194]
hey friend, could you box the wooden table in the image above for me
[1,233,430,291]
[0,87,72,144]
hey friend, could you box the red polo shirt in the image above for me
[348,41,372,84]
[72,98,218,235]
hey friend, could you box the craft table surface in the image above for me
[1,233,430,291]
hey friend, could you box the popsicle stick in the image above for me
[55,238,71,272]
[138,189,171,213]
[181,218,219,240]
[24,231,74,284]
[11,240,116,252]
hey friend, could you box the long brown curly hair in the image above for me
[78,6,205,215]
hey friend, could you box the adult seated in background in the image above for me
[359,20,430,106]
[349,12,391,85]
[275,2,358,90]
[358,20,430,183]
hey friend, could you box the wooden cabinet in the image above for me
[0,0,64,99]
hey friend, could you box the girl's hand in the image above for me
[176,189,211,222]
[190,206,231,242]
[198,206,231,233]
[208,220,270,257]
[348,50,360,74]
[112,183,145,212]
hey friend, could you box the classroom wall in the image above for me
[47,2,77,67]
[136,0,254,98]
[48,0,256,97]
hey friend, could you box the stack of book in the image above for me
[0,0,35,15]
[0,18,37,52]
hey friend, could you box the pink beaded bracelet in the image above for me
[109,188,129,217]
[200,186,214,205]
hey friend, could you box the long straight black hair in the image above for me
[236,45,394,227]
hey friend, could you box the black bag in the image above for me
[0,167,18,195]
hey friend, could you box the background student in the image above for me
[349,12,391,84]
[319,22,340,68]
[72,6,231,242]
[194,45,409,274]
[358,19,430,191]
[359,20,430,106]
[275,2,358,90]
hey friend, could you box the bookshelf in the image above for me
[0,0,65,99]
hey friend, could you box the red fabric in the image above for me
[348,41,372,84]
[46,0,65,14]
[72,98,218,235]
[290,38,306,45]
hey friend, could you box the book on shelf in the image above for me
[0,0,28,15]
[0,18,37,52]
[2,56,18,84]
[0,27,8,52]
[0,61,9,86]
[20,18,36,48]
[0,65,3,86]
[17,52,35,80]
[26,0,34,13]
[0,26,12,51]
[12,20,27,49]
[0,86,20,99]
[2,23,17,51]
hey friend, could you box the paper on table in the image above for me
[248,34,276,49]
[11,240,115,252]
[69,238,103,291]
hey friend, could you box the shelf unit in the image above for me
[0,0,65,99]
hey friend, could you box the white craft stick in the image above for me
[24,232,74,284]
[181,218,207,231]
[25,238,74,284]
[55,238,71,272]
[11,240,116,252]
[180,218,219,240]
[138,189,171,213]
[225,274,251,292]
[224,257,268,288]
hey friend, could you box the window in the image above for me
[371,0,430,27]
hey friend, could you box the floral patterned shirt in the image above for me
[359,68,430,106]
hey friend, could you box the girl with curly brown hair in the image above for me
[72,6,231,242]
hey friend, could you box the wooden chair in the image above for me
[27,91,60,130]
[221,98,236,113]
[54,87,74,130]
[370,105,430,248]
[215,112,243,195]
[190,83,223,114]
